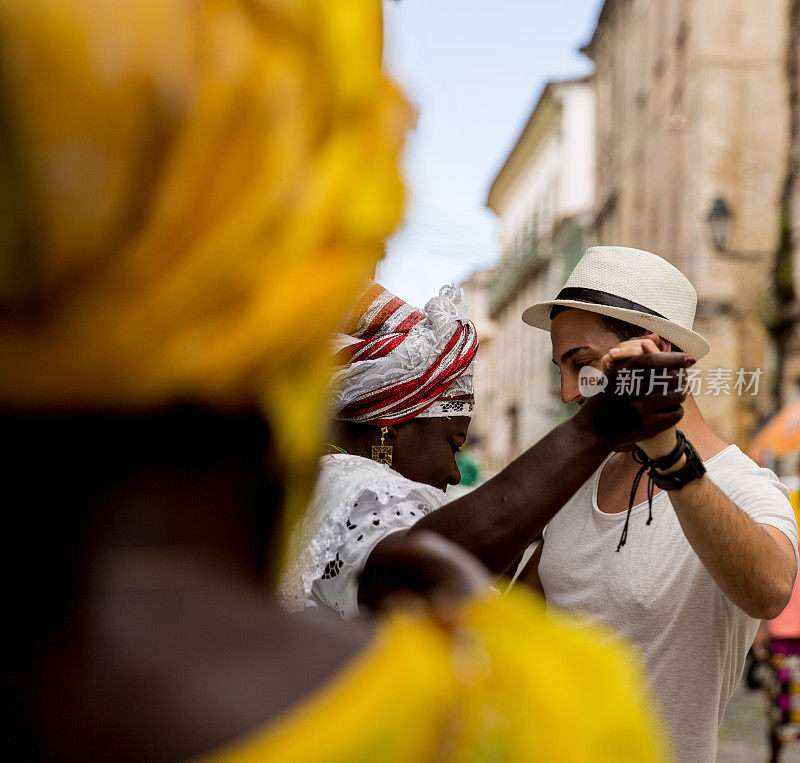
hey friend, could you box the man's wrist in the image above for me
[638,428,679,460]
[647,432,707,491]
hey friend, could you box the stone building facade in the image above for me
[458,268,495,474]
[780,0,800,404]
[585,0,790,444]
[480,77,595,473]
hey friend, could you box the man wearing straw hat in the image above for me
[520,246,799,763]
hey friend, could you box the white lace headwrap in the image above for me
[330,282,477,424]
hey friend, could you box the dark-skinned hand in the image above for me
[574,352,693,448]
[358,530,490,628]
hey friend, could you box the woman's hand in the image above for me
[601,334,683,458]
[358,530,491,630]
[600,333,661,372]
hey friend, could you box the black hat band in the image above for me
[549,287,667,321]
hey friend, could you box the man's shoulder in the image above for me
[704,443,770,479]
[703,443,742,470]
[703,444,792,507]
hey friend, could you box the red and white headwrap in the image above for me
[331,281,478,425]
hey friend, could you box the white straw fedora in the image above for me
[522,246,710,359]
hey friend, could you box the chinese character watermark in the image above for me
[577,366,609,397]
[577,366,763,397]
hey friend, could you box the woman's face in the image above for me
[389,416,471,493]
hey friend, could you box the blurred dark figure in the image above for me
[0,0,413,758]
[752,554,800,762]
[3,408,371,759]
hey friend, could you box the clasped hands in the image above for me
[575,333,694,456]
[599,333,693,469]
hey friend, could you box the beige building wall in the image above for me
[458,269,496,474]
[784,1,800,401]
[482,78,595,473]
[587,0,789,446]
[477,265,571,474]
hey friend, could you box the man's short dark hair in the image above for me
[549,305,682,351]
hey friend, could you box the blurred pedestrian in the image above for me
[756,542,800,760]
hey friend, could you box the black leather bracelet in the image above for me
[632,431,706,492]
[649,435,706,491]
[650,430,687,471]
[633,430,687,472]
[616,432,706,552]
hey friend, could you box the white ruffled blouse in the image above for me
[280,454,448,619]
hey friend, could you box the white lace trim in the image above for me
[416,400,475,418]
[278,454,447,614]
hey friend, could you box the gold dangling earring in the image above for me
[371,426,393,466]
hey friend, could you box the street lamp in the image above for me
[706,196,732,252]
[705,196,770,261]
[705,196,772,447]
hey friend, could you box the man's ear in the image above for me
[386,424,399,440]
[643,332,671,352]
[654,335,672,352]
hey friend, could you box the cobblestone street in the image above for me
[718,683,800,762]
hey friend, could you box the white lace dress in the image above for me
[280,454,448,619]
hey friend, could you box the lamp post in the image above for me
[705,196,774,445]
[706,196,732,253]
[705,196,771,261]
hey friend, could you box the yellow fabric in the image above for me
[202,588,670,763]
[0,0,411,544]
[0,8,670,760]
